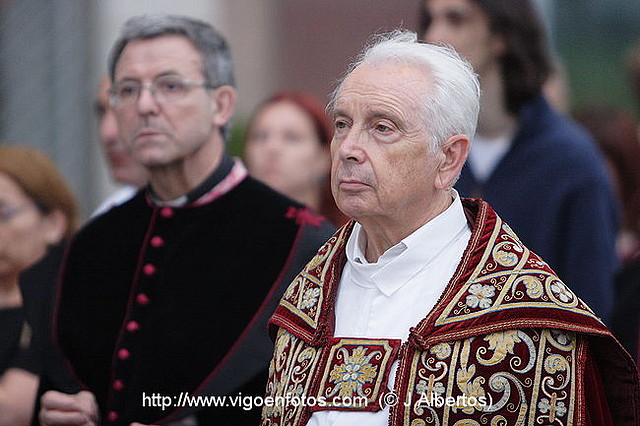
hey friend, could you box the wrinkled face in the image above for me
[0,173,59,279]
[245,101,329,200]
[96,78,147,186]
[113,35,219,168]
[422,0,503,75]
[330,63,441,224]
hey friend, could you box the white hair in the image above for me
[328,30,480,153]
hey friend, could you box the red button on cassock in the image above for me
[150,236,164,247]
[143,264,156,276]
[113,380,124,391]
[107,411,118,422]
[118,348,130,360]
[160,207,174,218]
[136,293,150,305]
[126,321,140,332]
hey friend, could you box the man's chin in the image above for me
[132,149,170,168]
[336,200,369,221]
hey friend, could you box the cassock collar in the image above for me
[345,190,469,297]
[147,152,235,207]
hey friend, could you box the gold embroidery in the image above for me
[316,338,400,410]
[399,328,577,425]
[278,227,348,331]
[262,329,322,425]
[476,330,521,366]
[328,346,378,398]
[438,217,599,327]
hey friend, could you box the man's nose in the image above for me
[336,128,366,163]
[136,85,161,115]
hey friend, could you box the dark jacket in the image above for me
[54,170,335,425]
[456,96,618,322]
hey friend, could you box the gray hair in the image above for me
[108,14,235,140]
[328,30,480,153]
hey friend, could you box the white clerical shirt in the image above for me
[306,191,471,426]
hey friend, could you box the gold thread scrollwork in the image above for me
[492,241,521,268]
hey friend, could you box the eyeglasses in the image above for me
[108,75,215,107]
[0,203,31,223]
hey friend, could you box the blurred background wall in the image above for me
[0,0,639,218]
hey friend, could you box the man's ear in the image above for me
[210,85,237,128]
[434,134,470,190]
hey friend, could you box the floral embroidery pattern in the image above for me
[300,288,320,309]
[328,346,378,398]
[415,377,445,397]
[550,281,575,303]
[277,226,348,331]
[438,215,596,326]
[550,329,573,346]
[315,338,400,411]
[466,284,495,309]
[538,396,568,422]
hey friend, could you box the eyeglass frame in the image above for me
[108,75,218,108]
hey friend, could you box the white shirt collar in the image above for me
[345,190,469,296]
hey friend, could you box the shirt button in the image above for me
[136,293,150,305]
[126,320,140,332]
[107,411,118,422]
[113,380,124,391]
[118,348,130,360]
[150,236,164,248]
[143,264,156,276]
[160,207,174,218]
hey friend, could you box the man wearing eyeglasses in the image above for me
[39,14,334,426]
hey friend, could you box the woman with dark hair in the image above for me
[244,92,348,226]
[0,145,79,425]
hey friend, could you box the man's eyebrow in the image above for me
[330,108,348,119]
[114,71,183,83]
[368,108,401,122]
[364,107,407,131]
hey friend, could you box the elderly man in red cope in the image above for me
[261,30,639,426]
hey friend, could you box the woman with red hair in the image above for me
[244,92,347,226]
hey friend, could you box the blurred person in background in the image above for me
[574,105,640,364]
[543,54,569,114]
[0,145,79,426]
[573,106,640,263]
[21,74,147,426]
[244,92,348,226]
[627,40,640,126]
[92,76,148,216]
[420,0,618,322]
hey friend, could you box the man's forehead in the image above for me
[335,63,430,109]
[115,35,203,78]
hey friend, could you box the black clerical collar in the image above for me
[147,153,235,207]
